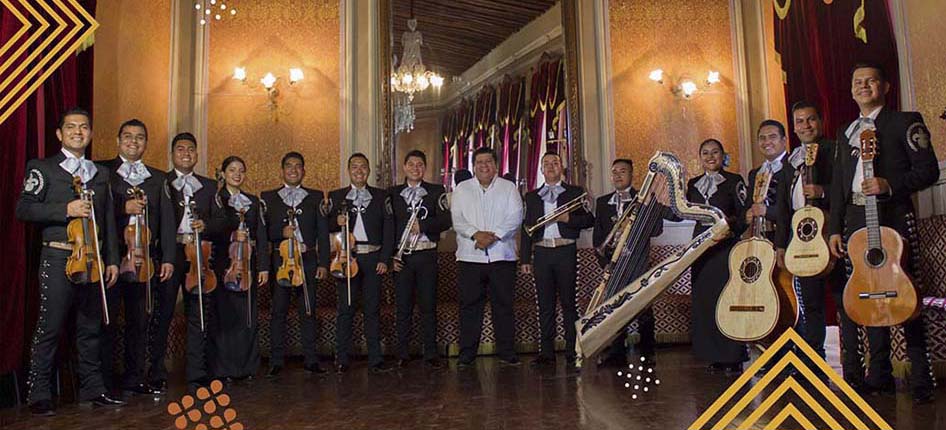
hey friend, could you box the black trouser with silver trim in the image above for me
[457,261,517,362]
[533,244,578,359]
[335,250,384,366]
[100,273,152,390]
[269,254,319,368]
[394,249,439,360]
[28,247,107,403]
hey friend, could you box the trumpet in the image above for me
[524,192,588,237]
[393,204,428,262]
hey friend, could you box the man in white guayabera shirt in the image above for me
[451,147,523,368]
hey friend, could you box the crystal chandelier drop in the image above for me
[393,93,416,135]
[391,13,444,102]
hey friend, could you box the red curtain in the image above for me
[496,76,524,178]
[0,0,95,375]
[527,57,563,190]
[774,0,899,144]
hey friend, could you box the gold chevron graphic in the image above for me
[0,0,98,125]
[689,328,893,430]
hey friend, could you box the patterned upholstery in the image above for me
[155,246,693,361]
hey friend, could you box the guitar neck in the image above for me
[862,160,882,249]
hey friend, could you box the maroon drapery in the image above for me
[496,76,524,177]
[774,0,899,145]
[472,86,495,150]
[0,0,95,375]
[527,57,563,190]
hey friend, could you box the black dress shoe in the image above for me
[369,362,394,374]
[266,365,283,378]
[30,400,55,417]
[397,358,411,368]
[456,359,475,370]
[530,356,554,368]
[125,383,164,396]
[336,364,350,374]
[304,363,327,374]
[499,356,521,367]
[81,393,126,408]
[864,382,896,396]
[424,358,443,369]
[148,380,168,394]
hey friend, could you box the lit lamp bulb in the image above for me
[233,67,247,82]
[648,69,664,84]
[680,80,698,98]
[430,74,444,88]
[416,74,429,89]
[706,70,720,85]
[261,73,277,89]
[402,73,413,84]
[289,68,304,84]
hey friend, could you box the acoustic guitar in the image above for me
[843,130,919,327]
[717,170,797,341]
[785,143,834,277]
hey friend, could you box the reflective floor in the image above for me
[1,347,943,430]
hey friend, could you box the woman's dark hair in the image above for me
[699,138,724,153]
[221,155,246,173]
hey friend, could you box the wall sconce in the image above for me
[232,67,304,120]
[649,68,721,100]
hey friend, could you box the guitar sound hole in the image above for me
[865,248,886,268]
[739,257,762,283]
[796,218,817,241]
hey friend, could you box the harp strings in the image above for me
[602,174,669,301]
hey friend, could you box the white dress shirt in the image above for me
[451,175,523,263]
[847,106,882,193]
[175,169,194,234]
[541,181,562,240]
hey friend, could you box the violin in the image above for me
[330,200,359,279]
[276,208,305,288]
[276,208,312,315]
[120,187,155,313]
[224,209,252,292]
[183,201,217,295]
[65,175,110,324]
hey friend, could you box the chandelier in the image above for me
[393,93,416,135]
[391,12,443,101]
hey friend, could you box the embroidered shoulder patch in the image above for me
[438,192,450,211]
[907,122,931,151]
[736,181,748,206]
[23,168,44,195]
[319,197,333,217]
[384,195,394,215]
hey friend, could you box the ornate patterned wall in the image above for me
[609,0,740,183]
[207,0,340,194]
[904,0,946,158]
[92,0,172,168]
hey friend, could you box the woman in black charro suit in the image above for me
[686,139,749,373]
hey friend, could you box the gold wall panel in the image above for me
[207,0,340,194]
[609,0,740,184]
[92,0,171,168]
[904,0,946,159]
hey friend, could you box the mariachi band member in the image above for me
[327,153,395,373]
[451,147,524,368]
[591,158,658,366]
[520,152,594,368]
[686,139,749,373]
[773,102,843,361]
[155,132,219,392]
[210,156,270,381]
[827,63,936,404]
[16,108,124,415]
[100,119,176,397]
[389,150,452,369]
[260,152,329,376]
[746,120,790,236]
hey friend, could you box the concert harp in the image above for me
[575,152,730,365]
